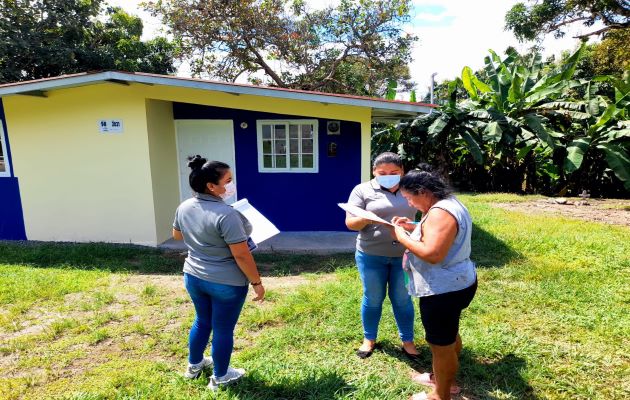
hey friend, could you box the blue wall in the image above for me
[0,98,27,240]
[173,103,362,231]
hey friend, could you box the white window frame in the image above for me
[256,119,319,173]
[0,122,11,177]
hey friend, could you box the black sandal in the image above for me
[356,348,374,359]
[401,346,421,362]
[356,343,380,359]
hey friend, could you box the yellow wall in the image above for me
[4,84,159,245]
[3,81,373,245]
[145,99,179,244]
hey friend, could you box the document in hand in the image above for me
[231,199,280,245]
[337,203,394,226]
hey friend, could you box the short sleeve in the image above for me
[173,206,181,231]
[347,184,366,209]
[218,210,248,244]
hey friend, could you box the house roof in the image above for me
[0,71,435,122]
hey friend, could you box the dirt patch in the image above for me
[1,272,335,343]
[492,198,630,226]
[130,272,336,292]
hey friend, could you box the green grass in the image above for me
[1,194,629,399]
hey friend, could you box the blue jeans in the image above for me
[184,273,248,377]
[356,250,415,342]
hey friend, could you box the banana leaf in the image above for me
[596,143,630,190]
[564,138,591,173]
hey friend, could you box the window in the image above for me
[0,122,10,177]
[257,120,318,173]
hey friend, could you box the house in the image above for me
[0,71,432,246]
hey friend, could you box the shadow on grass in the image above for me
[255,253,355,277]
[0,241,355,276]
[459,351,536,399]
[471,223,522,268]
[224,371,352,400]
[381,343,535,399]
[1,224,515,276]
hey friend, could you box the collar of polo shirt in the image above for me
[193,192,222,202]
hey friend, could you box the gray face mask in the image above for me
[375,174,401,189]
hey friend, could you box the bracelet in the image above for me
[250,281,262,286]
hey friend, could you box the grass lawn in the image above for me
[0,193,628,400]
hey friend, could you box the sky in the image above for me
[106,0,596,101]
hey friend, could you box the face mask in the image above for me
[219,182,236,199]
[375,174,401,189]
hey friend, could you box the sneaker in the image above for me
[207,366,245,390]
[184,357,213,379]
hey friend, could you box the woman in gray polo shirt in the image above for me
[172,156,265,391]
[345,152,420,360]
[392,168,477,400]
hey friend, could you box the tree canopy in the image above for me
[505,0,630,41]
[0,0,176,83]
[144,0,416,96]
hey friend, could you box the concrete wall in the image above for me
[3,84,158,245]
[1,81,373,244]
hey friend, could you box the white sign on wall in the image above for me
[98,119,124,133]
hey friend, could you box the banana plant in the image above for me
[374,43,629,194]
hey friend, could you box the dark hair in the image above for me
[372,152,403,168]
[400,168,453,200]
[187,155,230,194]
[415,162,435,174]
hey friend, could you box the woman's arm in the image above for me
[345,213,373,231]
[394,209,458,264]
[229,242,265,301]
[172,228,183,241]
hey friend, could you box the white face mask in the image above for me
[375,174,401,189]
[219,182,236,199]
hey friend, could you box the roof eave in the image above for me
[0,71,432,119]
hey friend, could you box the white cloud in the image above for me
[407,0,595,101]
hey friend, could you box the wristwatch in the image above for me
[250,281,262,286]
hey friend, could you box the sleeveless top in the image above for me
[404,196,477,297]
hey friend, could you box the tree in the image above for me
[590,28,630,76]
[144,0,416,96]
[374,45,630,196]
[505,0,630,41]
[0,0,176,83]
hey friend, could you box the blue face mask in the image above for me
[375,174,401,189]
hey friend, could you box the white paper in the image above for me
[338,203,394,226]
[231,198,280,244]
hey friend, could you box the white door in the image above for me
[175,120,237,203]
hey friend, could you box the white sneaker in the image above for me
[207,366,245,390]
[184,357,213,379]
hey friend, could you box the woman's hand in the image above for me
[393,225,410,242]
[392,216,417,232]
[252,284,265,302]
